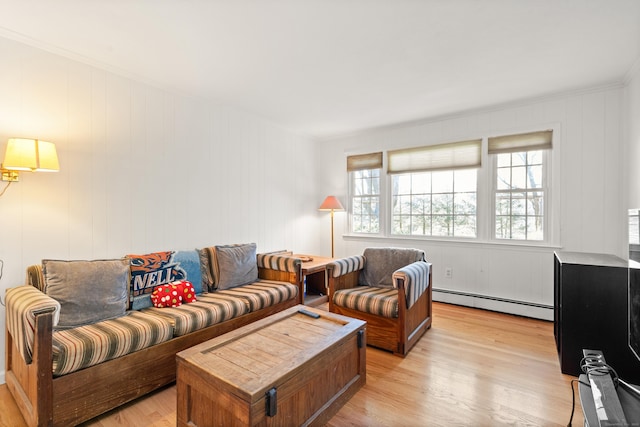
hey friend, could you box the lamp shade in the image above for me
[3,138,59,172]
[318,195,344,211]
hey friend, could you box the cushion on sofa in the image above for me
[150,283,183,308]
[173,250,204,294]
[197,247,215,291]
[127,250,203,310]
[216,280,299,312]
[214,243,258,290]
[26,264,46,292]
[42,259,130,330]
[52,310,173,376]
[150,281,197,308]
[142,292,249,336]
[178,280,197,303]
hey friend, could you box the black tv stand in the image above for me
[554,252,632,378]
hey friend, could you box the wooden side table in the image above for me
[295,255,333,307]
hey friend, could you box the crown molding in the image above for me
[316,81,626,143]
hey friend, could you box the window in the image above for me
[630,209,640,262]
[345,130,553,244]
[494,150,544,239]
[630,209,640,245]
[392,170,477,237]
[352,168,380,233]
[388,139,481,238]
[489,130,552,241]
[348,152,382,234]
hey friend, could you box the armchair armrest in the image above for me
[327,255,366,278]
[6,285,60,364]
[327,256,367,308]
[393,261,431,309]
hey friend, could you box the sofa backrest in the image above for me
[24,243,283,312]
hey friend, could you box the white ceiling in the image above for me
[0,0,639,140]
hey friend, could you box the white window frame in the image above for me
[347,152,384,235]
[343,127,558,247]
[389,168,479,238]
[489,149,551,242]
[487,128,556,245]
[349,167,383,234]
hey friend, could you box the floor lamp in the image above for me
[318,195,344,258]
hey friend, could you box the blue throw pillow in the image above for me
[173,250,203,295]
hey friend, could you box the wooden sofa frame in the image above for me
[328,265,432,357]
[6,267,301,427]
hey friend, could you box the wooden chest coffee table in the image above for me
[176,305,366,427]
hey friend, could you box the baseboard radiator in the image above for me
[433,288,553,320]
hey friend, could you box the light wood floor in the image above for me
[0,302,584,426]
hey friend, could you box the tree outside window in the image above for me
[392,169,477,237]
[351,168,380,233]
[495,150,544,240]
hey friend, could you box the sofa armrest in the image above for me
[256,253,303,302]
[393,261,431,309]
[327,255,366,278]
[6,285,60,364]
[256,252,301,273]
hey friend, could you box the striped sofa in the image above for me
[4,249,302,427]
[328,247,432,357]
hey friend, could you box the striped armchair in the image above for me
[327,248,432,357]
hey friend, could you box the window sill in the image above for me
[342,233,561,250]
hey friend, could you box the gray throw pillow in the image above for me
[42,259,130,329]
[215,243,258,290]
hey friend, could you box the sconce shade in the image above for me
[3,138,59,172]
[318,195,344,211]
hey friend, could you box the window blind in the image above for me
[347,152,383,172]
[488,130,553,154]
[387,139,482,174]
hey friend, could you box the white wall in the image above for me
[319,85,627,321]
[627,63,640,209]
[0,37,322,384]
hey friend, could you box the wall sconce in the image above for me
[318,195,344,258]
[0,138,60,196]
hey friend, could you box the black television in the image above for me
[630,261,640,364]
[625,261,640,416]
[629,209,640,383]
